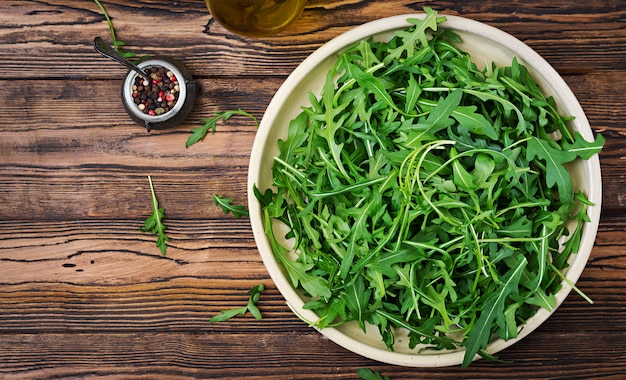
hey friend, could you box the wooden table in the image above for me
[1,1,624,379]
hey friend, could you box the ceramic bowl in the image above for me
[247,13,602,367]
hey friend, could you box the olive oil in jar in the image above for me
[205,0,306,37]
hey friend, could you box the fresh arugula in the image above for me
[213,194,250,218]
[141,175,170,255]
[256,7,604,367]
[356,368,391,380]
[93,0,137,59]
[209,284,265,322]
[186,109,258,148]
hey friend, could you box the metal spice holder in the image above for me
[122,56,196,131]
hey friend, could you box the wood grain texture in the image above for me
[1,0,625,379]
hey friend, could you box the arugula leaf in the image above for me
[526,136,576,202]
[464,88,528,135]
[356,368,391,380]
[352,65,408,117]
[383,7,440,64]
[93,0,137,59]
[525,287,556,312]
[462,257,527,367]
[140,175,170,256]
[417,89,464,133]
[318,71,351,179]
[451,105,498,140]
[563,132,606,160]
[210,284,265,323]
[344,276,372,331]
[263,209,331,298]
[186,109,258,148]
[213,194,249,218]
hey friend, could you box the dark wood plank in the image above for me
[0,326,624,379]
[0,1,624,79]
[0,215,622,322]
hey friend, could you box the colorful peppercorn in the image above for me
[131,66,180,116]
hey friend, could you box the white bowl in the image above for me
[247,13,602,367]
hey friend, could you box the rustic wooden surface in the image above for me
[0,1,625,379]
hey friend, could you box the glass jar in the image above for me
[121,57,196,131]
[205,0,306,37]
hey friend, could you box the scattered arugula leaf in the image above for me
[93,0,137,59]
[357,368,391,380]
[213,194,250,218]
[210,284,265,323]
[141,175,170,255]
[186,109,258,148]
[256,7,604,368]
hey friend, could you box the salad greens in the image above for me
[209,284,265,322]
[186,109,258,148]
[141,175,170,256]
[357,368,390,380]
[213,194,250,218]
[255,7,604,367]
[93,0,137,60]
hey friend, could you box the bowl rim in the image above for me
[247,12,602,367]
